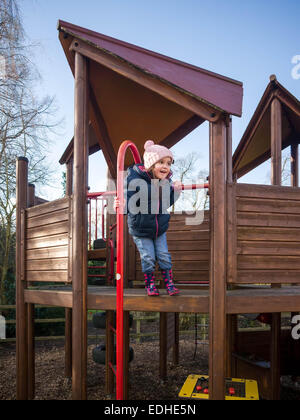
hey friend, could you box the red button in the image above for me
[203,388,209,394]
[229,387,235,395]
[196,385,202,392]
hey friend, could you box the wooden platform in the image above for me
[23,285,300,314]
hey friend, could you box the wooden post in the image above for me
[290,142,299,375]
[270,97,282,400]
[226,315,238,377]
[72,52,89,400]
[16,157,28,400]
[27,183,35,400]
[225,116,237,377]
[160,312,179,380]
[136,318,141,343]
[27,183,35,208]
[159,313,167,380]
[291,143,298,188]
[271,98,282,185]
[226,117,233,184]
[65,308,72,378]
[65,159,73,378]
[173,313,179,365]
[123,311,130,399]
[66,158,74,195]
[209,118,227,400]
[227,112,237,284]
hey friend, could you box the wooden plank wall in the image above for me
[131,211,210,285]
[25,197,71,283]
[230,183,300,284]
[235,329,300,374]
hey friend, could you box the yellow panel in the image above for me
[179,374,259,400]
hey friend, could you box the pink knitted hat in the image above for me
[143,140,173,170]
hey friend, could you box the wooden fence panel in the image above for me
[229,183,300,284]
[25,197,72,283]
[133,211,210,285]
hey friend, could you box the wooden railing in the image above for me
[3,305,293,346]
[0,305,208,343]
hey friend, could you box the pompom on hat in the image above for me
[143,140,173,171]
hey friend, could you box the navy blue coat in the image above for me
[126,164,180,239]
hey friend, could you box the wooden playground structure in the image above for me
[15,21,300,400]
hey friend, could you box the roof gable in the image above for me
[58,20,243,117]
[233,76,300,179]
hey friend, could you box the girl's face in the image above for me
[152,157,172,180]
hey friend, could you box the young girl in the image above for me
[125,140,181,296]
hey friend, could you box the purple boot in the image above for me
[144,272,159,296]
[161,269,179,296]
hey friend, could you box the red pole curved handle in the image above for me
[114,141,209,399]
[116,140,141,400]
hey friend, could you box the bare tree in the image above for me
[171,152,208,212]
[265,149,294,186]
[0,0,60,304]
[281,152,292,186]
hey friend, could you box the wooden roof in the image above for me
[57,20,243,175]
[233,75,300,179]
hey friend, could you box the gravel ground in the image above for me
[0,338,209,400]
[1,337,300,400]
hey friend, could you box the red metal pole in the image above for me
[109,238,114,285]
[87,183,209,200]
[87,190,116,198]
[102,202,107,241]
[176,182,209,191]
[116,140,141,400]
[88,199,92,250]
[95,198,98,241]
[86,164,209,398]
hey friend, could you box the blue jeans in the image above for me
[132,232,172,273]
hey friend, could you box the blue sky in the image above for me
[20,0,300,199]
